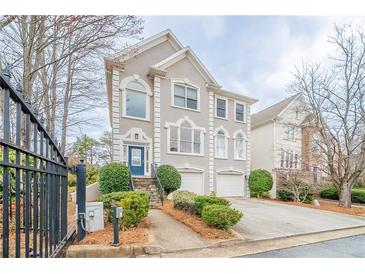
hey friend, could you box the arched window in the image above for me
[121,75,151,120]
[166,117,205,155]
[215,126,229,159]
[234,130,247,160]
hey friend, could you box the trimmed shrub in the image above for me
[98,191,150,228]
[202,204,243,229]
[157,165,181,195]
[172,190,197,214]
[194,195,230,216]
[352,188,365,204]
[119,192,150,228]
[320,184,339,200]
[248,169,273,198]
[86,165,99,185]
[99,163,131,194]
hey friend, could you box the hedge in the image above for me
[194,195,230,216]
[99,163,131,194]
[320,184,365,204]
[98,191,150,228]
[201,204,243,229]
[157,165,181,194]
[248,169,273,197]
[172,190,197,214]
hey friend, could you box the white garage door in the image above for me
[217,173,245,197]
[179,172,204,195]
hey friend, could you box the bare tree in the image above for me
[291,24,365,208]
[0,16,144,152]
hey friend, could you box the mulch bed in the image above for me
[77,218,150,245]
[157,200,235,240]
[267,199,365,217]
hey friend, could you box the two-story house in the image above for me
[105,30,257,198]
[251,93,325,197]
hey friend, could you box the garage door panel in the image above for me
[179,172,204,195]
[217,174,244,197]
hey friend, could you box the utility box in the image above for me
[85,202,104,232]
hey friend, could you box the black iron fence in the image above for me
[0,66,69,258]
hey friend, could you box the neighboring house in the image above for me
[251,93,325,197]
[104,30,257,198]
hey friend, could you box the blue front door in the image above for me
[128,146,144,176]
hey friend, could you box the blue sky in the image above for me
[79,16,365,141]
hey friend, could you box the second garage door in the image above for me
[179,171,204,195]
[217,173,245,197]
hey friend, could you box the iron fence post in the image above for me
[76,159,86,241]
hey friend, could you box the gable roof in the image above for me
[251,93,301,129]
[150,46,220,86]
[107,29,183,63]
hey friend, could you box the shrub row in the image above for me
[172,190,242,229]
[98,191,150,228]
[320,184,365,204]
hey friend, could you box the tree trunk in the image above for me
[339,183,352,208]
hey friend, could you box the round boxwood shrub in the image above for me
[248,169,273,198]
[172,190,197,214]
[202,204,243,229]
[99,163,131,194]
[157,165,181,195]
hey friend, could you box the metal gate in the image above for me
[0,66,70,258]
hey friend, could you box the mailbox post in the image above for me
[112,206,123,246]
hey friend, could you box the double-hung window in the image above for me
[168,120,203,155]
[125,81,147,119]
[235,102,245,122]
[215,131,227,158]
[173,83,199,110]
[216,97,227,119]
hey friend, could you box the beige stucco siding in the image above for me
[159,57,211,194]
[117,40,178,139]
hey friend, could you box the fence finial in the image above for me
[34,109,39,118]
[3,63,11,81]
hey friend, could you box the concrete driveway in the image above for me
[229,198,365,241]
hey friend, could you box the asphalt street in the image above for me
[241,234,365,258]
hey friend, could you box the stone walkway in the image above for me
[148,209,209,252]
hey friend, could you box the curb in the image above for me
[66,225,365,258]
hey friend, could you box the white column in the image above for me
[111,69,121,162]
[246,104,251,198]
[153,76,161,165]
[208,90,215,193]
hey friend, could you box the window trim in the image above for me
[165,116,205,157]
[286,125,296,141]
[120,74,152,121]
[214,126,229,159]
[233,129,247,161]
[234,100,246,123]
[215,95,228,120]
[171,79,200,112]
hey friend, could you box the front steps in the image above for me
[132,177,161,207]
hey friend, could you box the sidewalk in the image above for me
[158,226,365,258]
[148,209,211,252]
